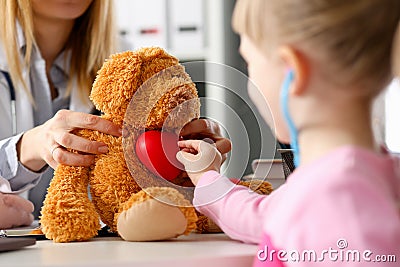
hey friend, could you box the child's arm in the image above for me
[177,140,274,244]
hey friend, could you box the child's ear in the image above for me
[278,46,309,96]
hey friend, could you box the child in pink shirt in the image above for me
[177,0,400,266]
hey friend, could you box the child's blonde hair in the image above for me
[232,0,400,96]
[0,0,116,102]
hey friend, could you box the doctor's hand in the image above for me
[0,193,34,229]
[179,119,231,163]
[176,140,222,185]
[17,110,122,171]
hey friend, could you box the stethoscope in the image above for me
[0,70,17,135]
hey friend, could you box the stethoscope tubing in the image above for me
[1,70,17,135]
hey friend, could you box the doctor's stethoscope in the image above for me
[1,70,17,135]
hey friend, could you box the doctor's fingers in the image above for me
[50,148,95,168]
[52,110,122,137]
[53,131,109,155]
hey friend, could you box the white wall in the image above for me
[114,0,206,60]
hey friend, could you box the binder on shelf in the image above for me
[168,0,205,53]
[115,0,168,50]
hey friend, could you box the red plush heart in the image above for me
[135,131,184,181]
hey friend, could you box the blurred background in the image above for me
[114,0,277,179]
[114,0,400,179]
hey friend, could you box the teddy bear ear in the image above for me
[89,47,179,118]
[90,50,142,117]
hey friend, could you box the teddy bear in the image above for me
[40,47,274,242]
[40,47,202,242]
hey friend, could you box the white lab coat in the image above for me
[0,24,93,139]
[0,23,93,195]
[0,68,93,137]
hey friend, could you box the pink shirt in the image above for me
[194,146,400,266]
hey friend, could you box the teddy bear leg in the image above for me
[117,197,187,241]
[115,188,198,241]
[40,166,100,242]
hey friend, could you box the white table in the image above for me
[0,233,258,267]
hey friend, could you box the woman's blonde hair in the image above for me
[233,0,400,94]
[0,0,116,102]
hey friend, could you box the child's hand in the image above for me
[179,119,231,163]
[176,140,222,185]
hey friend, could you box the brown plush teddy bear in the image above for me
[40,47,273,242]
[40,47,201,242]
